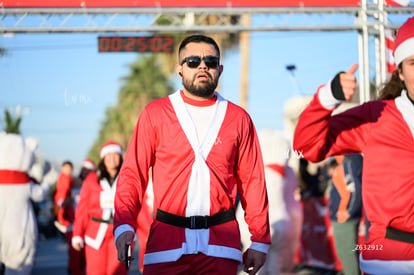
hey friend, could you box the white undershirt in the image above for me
[185,104,216,145]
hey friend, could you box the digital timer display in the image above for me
[98,36,175,53]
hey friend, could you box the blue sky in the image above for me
[0,13,410,165]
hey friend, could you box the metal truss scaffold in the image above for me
[1,3,413,102]
[0,6,412,33]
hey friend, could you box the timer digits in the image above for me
[98,36,174,53]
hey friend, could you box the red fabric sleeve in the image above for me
[235,111,271,245]
[72,172,97,238]
[114,107,155,232]
[54,173,72,206]
[293,86,372,162]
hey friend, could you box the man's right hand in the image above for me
[243,249,266,275]
[115,231,135,266]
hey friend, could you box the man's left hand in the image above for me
[243,249,266,275]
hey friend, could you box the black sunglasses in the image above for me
[180,55,220,69]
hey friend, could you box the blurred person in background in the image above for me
[54,159,96,275]
[54,160,75,234]
[72,141,128,275]
[237,129,303,275]
[72,159,97,215]
[0,131,54,275]
[54,160,85,275]
[326,154,363,275]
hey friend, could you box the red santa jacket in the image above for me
[293,84,414,273]
[54,173,75,227]
[114,91,270,265]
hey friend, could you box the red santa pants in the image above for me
[143,253,239,275]
[84,233,128,275]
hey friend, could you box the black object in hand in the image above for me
[125,244,132,270]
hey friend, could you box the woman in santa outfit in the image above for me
[72,141,128,275]
[293,16,414,274]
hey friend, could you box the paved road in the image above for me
[32,236,141,275]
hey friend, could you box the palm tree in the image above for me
[87,54,174,163]
[3,109,21,134]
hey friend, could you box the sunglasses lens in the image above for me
[183,56,219,69]
[186,57,202,68]
[204,57,219,68]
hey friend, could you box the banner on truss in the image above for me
[1,0,362,8]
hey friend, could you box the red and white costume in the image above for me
[0,132,53,275]
[114,90,270,268]
[72,143,127,275]
[293,83,414,274]
[54,172,75,230]
[55,161,94,275]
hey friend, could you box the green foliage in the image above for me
[4,109,21,134]
[87,54,174,163]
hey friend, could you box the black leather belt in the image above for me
[156,208,235,229]
[91,216,113,224]
[385,226,414,244]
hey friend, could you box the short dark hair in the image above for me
[178,34,221,60]
[62,160,73,168]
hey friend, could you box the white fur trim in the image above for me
[395,90,414,139]
[144,247,184,265]
[207,244,243,261]
[394,37,414,65]
[84,222,108,250]
[169,90,229,255]
[100,144,122,159]
[317,82,341,110]
[249,242,270,254]
[82,160,95,170]
[72,236,84,248]
[54,220,72,233]
[360,253,414,274]
[114,224,136,244]
[143,244,242,265]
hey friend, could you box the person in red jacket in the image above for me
[293,16,414,274]
[54,160,75,232]
[72,141,128,275]
[54,160,88,275]
[113,34,270,275]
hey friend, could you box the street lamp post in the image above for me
[285,64,302,96]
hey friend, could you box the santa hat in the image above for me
[393,16,414,66]
[99,141,123,159]
[81,159,96,171]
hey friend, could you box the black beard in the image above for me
[183,73,218,98]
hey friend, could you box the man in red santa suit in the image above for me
[293,16,414,274]
[72,141,128,275]
[114,34,270,275]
